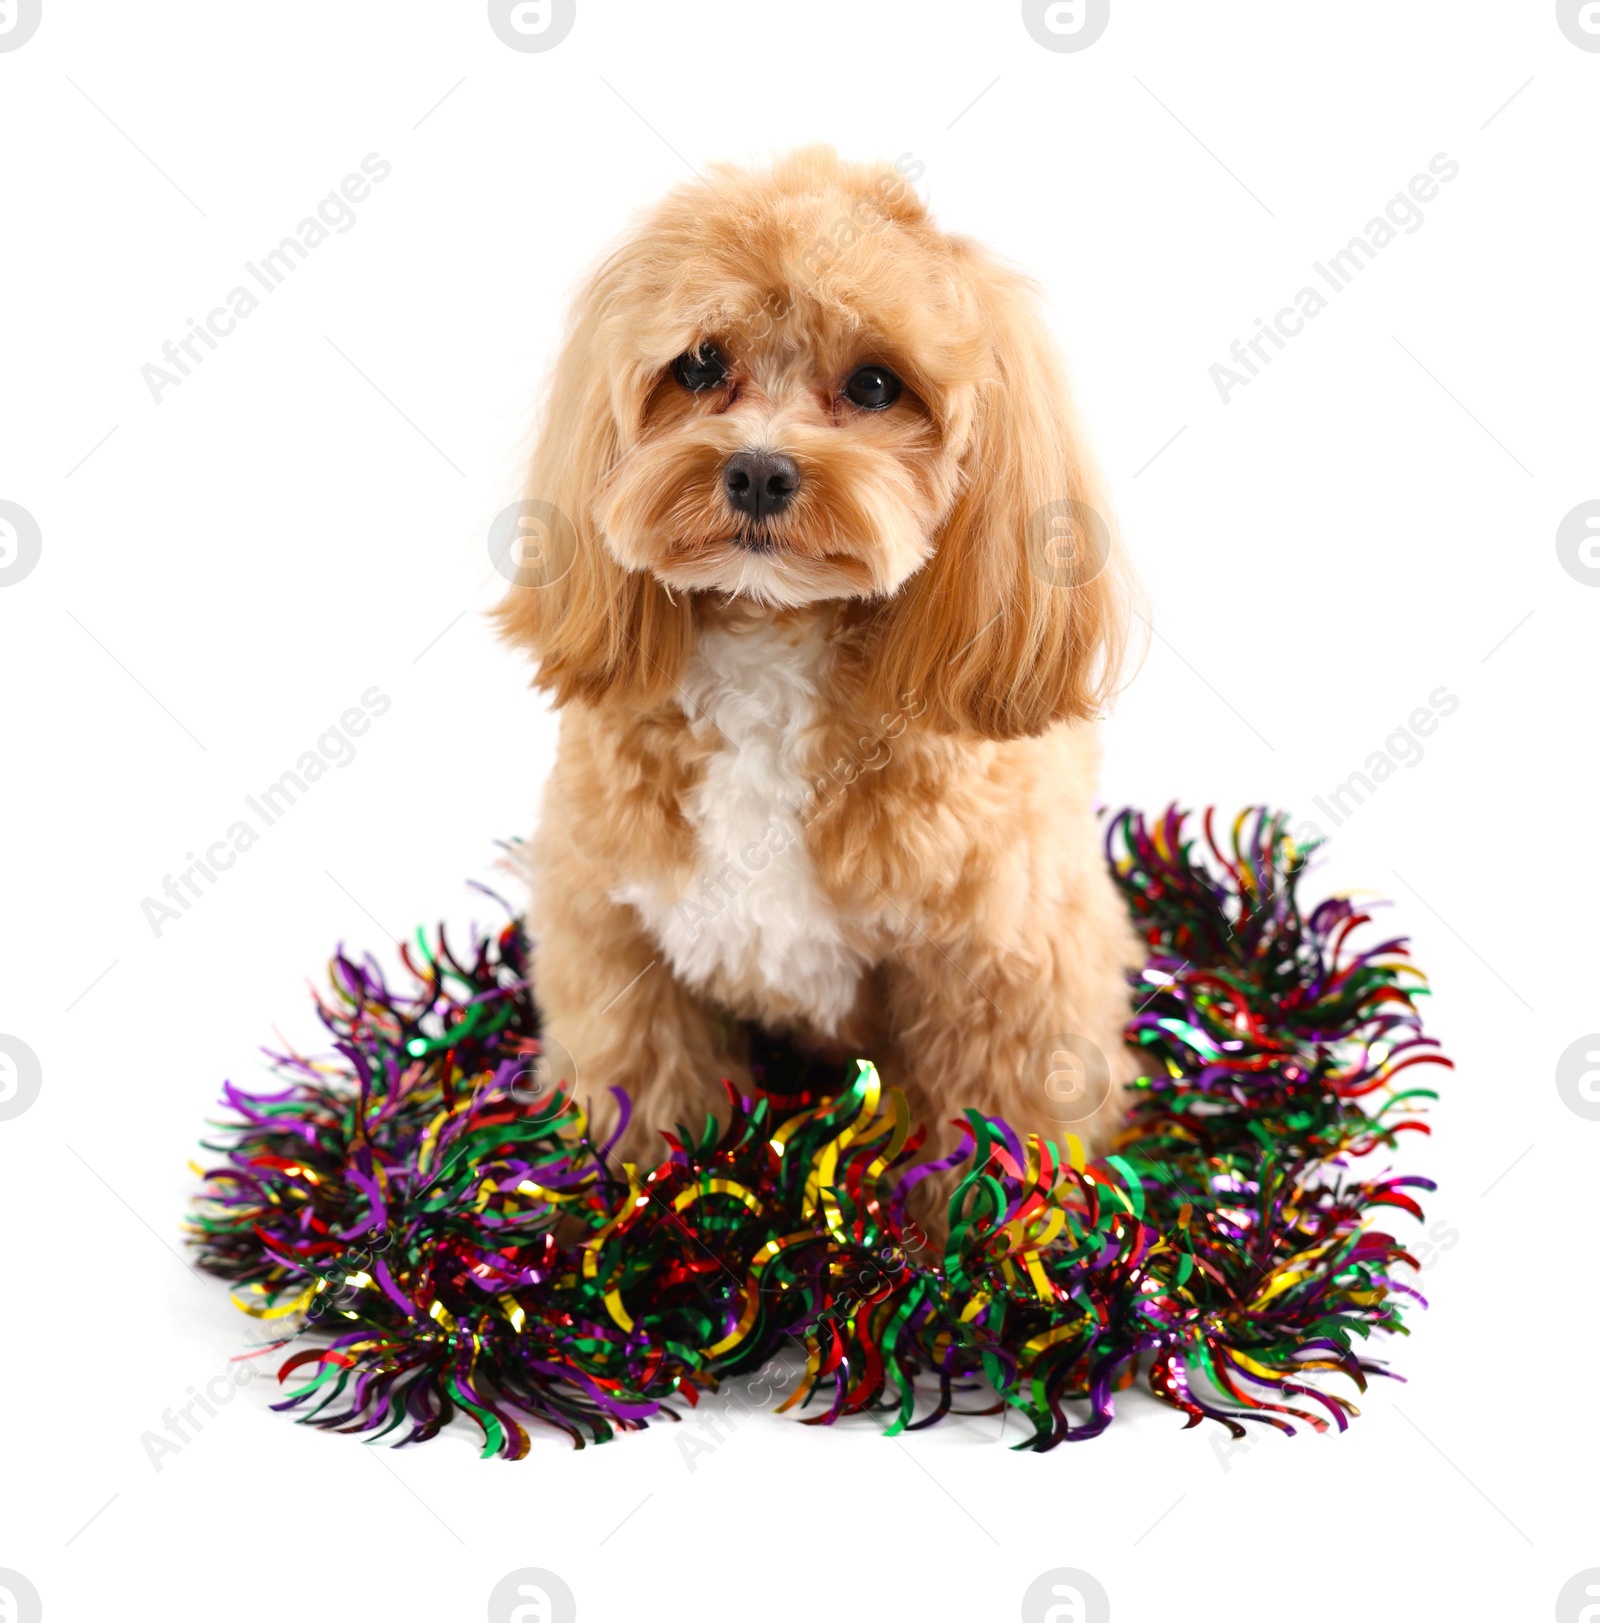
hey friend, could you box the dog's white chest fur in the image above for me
[614,618,864,1033]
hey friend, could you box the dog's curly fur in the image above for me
[497,147,1141,1178]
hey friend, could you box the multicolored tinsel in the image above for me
[188,807,1447,1455]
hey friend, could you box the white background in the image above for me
[2,3,1596,1619]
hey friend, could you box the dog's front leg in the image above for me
[529,832,746,1171]
[883,906,1140,1225]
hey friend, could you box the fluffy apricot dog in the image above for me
[497,146,1140,1183]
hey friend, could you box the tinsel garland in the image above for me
[188,806,1446,1455]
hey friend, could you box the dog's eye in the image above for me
[671,346,727,392]
[844,364,902,411]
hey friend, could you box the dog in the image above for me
[496,146,1141,1190]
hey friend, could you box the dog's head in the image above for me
[497,146,1129,737]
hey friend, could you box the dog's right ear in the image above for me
[493,272,693,709]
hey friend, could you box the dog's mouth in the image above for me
[650,530,880,607]
[662,528,785,561]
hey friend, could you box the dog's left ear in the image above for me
[867,247,1131,740]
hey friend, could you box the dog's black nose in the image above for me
[723,450,800,520]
